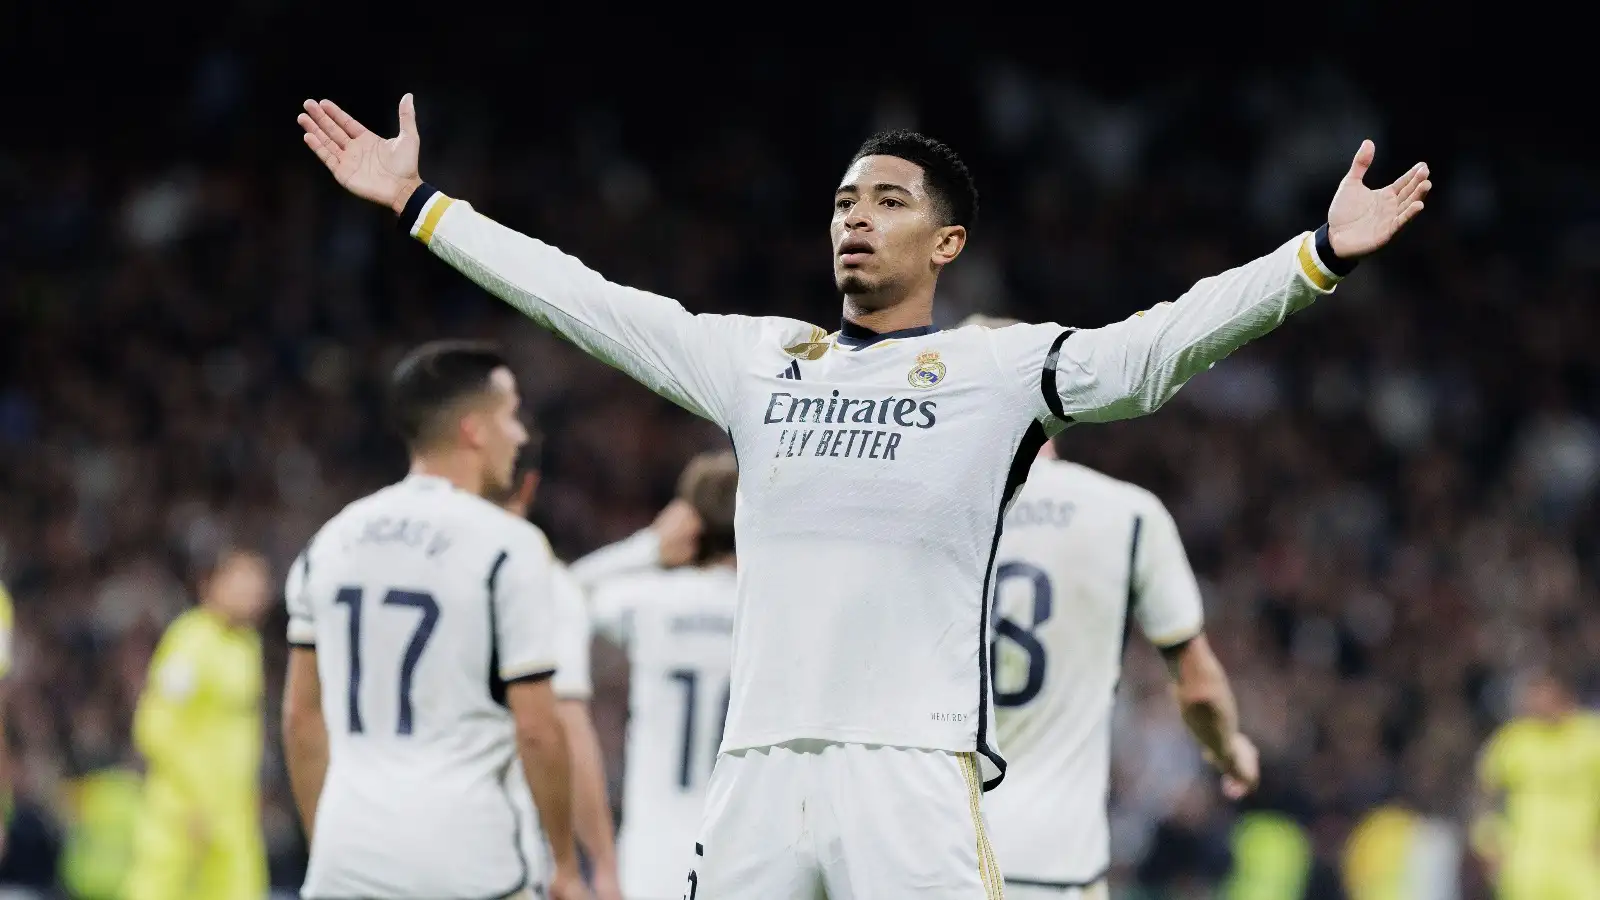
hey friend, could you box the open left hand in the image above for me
[1205,732,1260,801]
[1326,140,1432,260]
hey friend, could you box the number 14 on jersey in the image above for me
[669,669,729,790]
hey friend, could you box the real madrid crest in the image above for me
[908,351,946,390]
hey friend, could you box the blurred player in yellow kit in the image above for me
[0,579,13,862]
[1475,669,1600,900]
[124,548,272,900]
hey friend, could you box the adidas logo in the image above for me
[776,360,802,380]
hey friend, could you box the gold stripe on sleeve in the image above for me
[417,195,456,247]
[1296,236,1337,291]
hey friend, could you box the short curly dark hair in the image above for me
[851,130,978,229]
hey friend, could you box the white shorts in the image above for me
[618,825,696,900]
[1003,879,1108,900]
[690,740,1003,900]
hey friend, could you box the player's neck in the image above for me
[410,453,484,498]
[199,602,253,632]
[841,287,935,335]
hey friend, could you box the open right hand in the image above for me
[653,499,704,568]
[297,95,423,215]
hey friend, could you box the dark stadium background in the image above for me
[1,6,1594,898]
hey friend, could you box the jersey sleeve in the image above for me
[567,529,661,593]
[550,565,594,701]
[993,230,1343,426]
[492,531,562,684]
[404,186,768,428]
[1130,497,1205,649]
[587,577,642,647]
[284,550,316,648]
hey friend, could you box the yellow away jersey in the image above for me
[1479,712,1600,862]
[0,580,14,679]
[133,607,263,821]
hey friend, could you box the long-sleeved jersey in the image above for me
[401,184,1345,787]
[133,607,263,830]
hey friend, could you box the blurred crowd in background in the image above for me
[1,18,1596,899]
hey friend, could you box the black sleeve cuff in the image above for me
[398,182,441,234]
[503,668,556,686]
[1158,635,1200,658]
[288,640,316,650]
[1314,223,1358,277]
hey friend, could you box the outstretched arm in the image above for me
[297,96,765,428]
[567,499,703,594]
[1022,141,1431,424]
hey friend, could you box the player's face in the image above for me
[832,155,965,307]
[207,553,272,626]
[474,367,529,500]
[1521,675,1572,720]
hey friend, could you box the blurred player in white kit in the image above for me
[568,451,738,899]
[972,314,1258,899]
[281,341,587,900]
[492,445,624,900]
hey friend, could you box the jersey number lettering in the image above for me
[669,669,730,790]
[334,587,441,735]
[990,561,1053,708]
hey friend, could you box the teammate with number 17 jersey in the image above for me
[282,342,582,900]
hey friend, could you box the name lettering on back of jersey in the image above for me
[1004,498,1077,529]
[348,515,454,559]
[763,389,938,461]
[671,613,735,636]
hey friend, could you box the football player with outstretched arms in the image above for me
[298,93,1428,899]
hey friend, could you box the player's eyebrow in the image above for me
[835,181,914,196]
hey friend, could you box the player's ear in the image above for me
[931,224,966,268]
[458,409,487,450]
[517,471,539,508]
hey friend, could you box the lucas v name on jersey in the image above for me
[763,389,939,461]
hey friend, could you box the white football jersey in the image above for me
[405,185,1340,788]
[508,557,593,887]
[590,564,737,899]
[983,458,1204,888]
[285,473,560,900]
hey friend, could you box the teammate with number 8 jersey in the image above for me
[281,342,587,900]
[975,354,1257,898]
[576,452,740,900]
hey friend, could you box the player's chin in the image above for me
[835,271,877,296]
